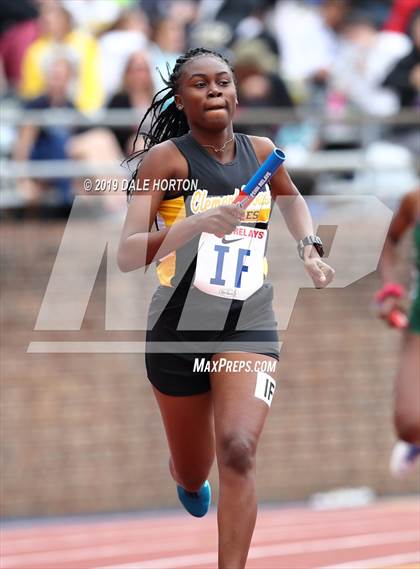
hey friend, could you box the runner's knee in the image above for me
[218,433,256,476]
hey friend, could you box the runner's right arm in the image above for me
[117,142,243,272]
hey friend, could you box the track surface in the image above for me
[1,499,419,569]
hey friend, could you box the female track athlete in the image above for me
[118,48,335,569]
[376,188,420,477]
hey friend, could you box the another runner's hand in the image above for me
[198,205,244,236]
[377,296,406,322]
[304,258,335,288]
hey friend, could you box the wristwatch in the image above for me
[297,235,324,260]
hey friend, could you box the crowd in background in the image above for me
[0,0,419,210]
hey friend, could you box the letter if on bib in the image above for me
[254,371,276,407]
[193,227,267,300]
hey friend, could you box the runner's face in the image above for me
[176,56,237,131]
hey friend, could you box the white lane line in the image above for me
[319,551,420,568]
[2,509,418,551]
[97,531,420,569]
[1,517,417,558]
[0,518,212,542]
[0,524,214,554]
[0,541,202,569]
[2,505,417,543]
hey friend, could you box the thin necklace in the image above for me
[200,135,235,153]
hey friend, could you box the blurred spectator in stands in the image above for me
[235,47,290,108]
[20,1,103,113]
[107,50,155,155]
[0,0,37,35]
[150,17,186,92]
[141,0,198,29]
[382,9,420,154]
[188,20,234,54]
[329,11,411,116]
[383,0,420,34]
[273,0,349,103]
[98,7,150,100]
[350,0,393,29]
[14,53,124,210]
[189,0,276,61]
[13,55,79,206]
[0,0,39,90]
[383,9,420,108]
[233,39,292,138]
[62,0,123,35]
[232,1,279,55]
[203,0,271,32]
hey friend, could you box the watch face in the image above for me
[314,242,324,257]
[298,236,324,259]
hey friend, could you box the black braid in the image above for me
[124,47,234,202]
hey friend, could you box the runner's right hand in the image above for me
[197,205,245,236]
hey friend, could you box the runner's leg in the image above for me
[210,352,277,569]
[152,387,215,492]
[394,333,420,444]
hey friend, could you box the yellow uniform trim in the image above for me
[156,196,186,287]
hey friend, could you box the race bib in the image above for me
[194,226,267,300]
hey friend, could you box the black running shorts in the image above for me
[145,283,279,396]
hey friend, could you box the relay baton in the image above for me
[233,148,285,209]
[216,148,285,237]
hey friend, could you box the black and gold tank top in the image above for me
[155,132,272,289]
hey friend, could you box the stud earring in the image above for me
[177,105,183,110]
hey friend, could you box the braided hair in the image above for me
[125,47,234,202]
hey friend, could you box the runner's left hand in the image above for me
[304,258,335,288]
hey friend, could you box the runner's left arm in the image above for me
[249,136,334,288]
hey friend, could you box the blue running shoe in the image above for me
[177,480,211,517]
[390,441,420,478]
